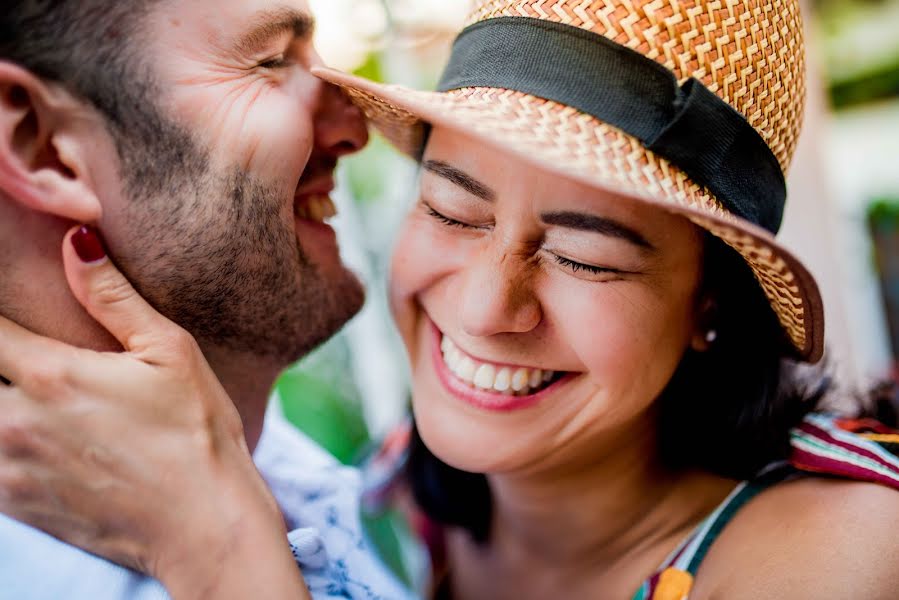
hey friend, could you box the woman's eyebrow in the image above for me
[541,211,655,250]
[234,7,315,55]
[422,160,496,202]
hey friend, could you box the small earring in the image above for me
[705,329,718,344]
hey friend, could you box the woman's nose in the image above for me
[458,248,543,338]
[313,83,369,156]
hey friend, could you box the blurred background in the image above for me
[270,0,899,586]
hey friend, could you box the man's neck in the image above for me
[202,345,283,453]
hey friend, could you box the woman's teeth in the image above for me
[295,194,337,223]
[441,335,557,395]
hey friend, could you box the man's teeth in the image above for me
[440,335,557,396]
[296,194,337,223]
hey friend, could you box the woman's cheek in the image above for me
[389,216,476,353]
[389,219,436,350]
[555,285,676,393]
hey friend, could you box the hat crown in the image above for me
[466,0,805,173]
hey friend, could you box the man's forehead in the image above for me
[234,6,315,54]
[155,0,315,51]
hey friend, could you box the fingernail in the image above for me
[71,225,107,264]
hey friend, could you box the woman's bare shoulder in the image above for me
[692,478,899,600]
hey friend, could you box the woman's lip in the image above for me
[429,320,576,412]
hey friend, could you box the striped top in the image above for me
[632,414,899,600]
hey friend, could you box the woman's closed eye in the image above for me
[551,254,623,276]
[425,202,631,278]
[425,204,490,231]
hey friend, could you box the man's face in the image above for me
[96,0,368,364]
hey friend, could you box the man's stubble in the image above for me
[105,94,364,365]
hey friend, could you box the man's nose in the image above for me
[313,83,369,156]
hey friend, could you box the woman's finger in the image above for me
[63,226,193,363]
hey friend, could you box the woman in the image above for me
[2,0,899,598]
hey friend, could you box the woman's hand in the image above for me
[0,226,309,599]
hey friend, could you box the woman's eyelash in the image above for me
[426,206,477,229]
[553,255,619,276]
[425,205,617,276]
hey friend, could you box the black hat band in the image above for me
[437,17,787,234]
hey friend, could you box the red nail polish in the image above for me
[71,225,107,263]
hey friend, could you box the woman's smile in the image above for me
[429,319,576,412]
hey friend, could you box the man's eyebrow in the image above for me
[235,7,315,55]
[422,160,496,202]
[540,211,654,250]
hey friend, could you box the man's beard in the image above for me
[106,111,364,365]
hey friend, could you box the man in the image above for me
[0,1,410,598]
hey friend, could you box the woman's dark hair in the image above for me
[407,234,888,544]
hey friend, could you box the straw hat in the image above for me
[314,0,825,362]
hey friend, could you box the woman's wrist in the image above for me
[149,446,302,599]
[156,505,310,600]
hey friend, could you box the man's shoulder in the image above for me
[0,513,169,600]
[695,478,899,599]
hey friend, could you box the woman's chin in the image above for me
[414,414,515,474]
[409,328,574,474]
[411,383,551,475]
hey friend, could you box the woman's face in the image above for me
[390,127,708,475]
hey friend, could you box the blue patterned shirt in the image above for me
[0,407,415,600]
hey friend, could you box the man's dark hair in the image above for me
[0,1,159,127]
[406,235,889,544]
[0,0,204,199]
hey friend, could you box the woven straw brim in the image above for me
[313,67,825,363]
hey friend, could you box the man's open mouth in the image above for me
[294,153,339,225]
[294,193,337,223]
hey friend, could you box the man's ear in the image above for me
[0,61,102,224]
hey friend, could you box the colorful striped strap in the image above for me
[791,414,899,489]
[634,414,899,600]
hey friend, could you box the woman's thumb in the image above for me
[63,225,184,358]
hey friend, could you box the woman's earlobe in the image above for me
[0,64,102,224]
[691,296,718,352]
[691,330,711,352]
[691,327,718,352]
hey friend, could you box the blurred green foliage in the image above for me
[815,0,899,108]
[276,335,370,465]
[344,133,400,205]
[868,197,899,231]
[277,371,370,465]
[868,196,899,362]
[830,59,899,108]
[362,510,425,589]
